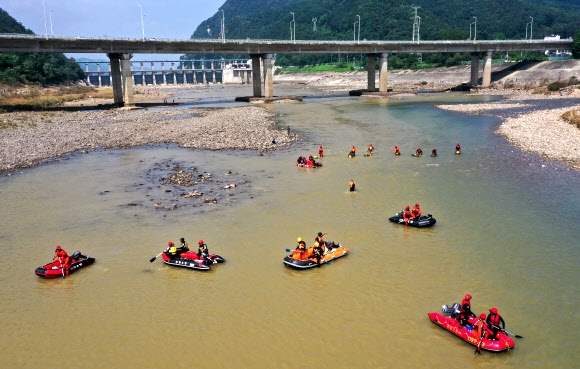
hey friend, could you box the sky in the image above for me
[1,0,225,60]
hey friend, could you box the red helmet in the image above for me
[465,294,472,300]
[167,241,173,246]
[479,313,486,320]
[405,205,410,210]
[433,148,436,150]
[415,203,420,207]
[395,145,399,148]
[55,245,61,250]
[416,148,420,150]
[489,307,498,314]
[198,240,204,245]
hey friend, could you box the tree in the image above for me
[573,30,580,59]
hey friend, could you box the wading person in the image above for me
[349,180,356,192]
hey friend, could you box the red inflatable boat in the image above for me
[35,251,95,278]
[160,251,225,271]
[428,307,515,352]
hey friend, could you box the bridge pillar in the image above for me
[121,53,135,107]
[367,54,377,91]
[470,53,480,86]
[250,54,262,97]
[482,51,493,87]
[263,54,274,98]
[108,54,124,106]
[97,63,102,87]
[379,53,389,92]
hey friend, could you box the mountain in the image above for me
[186,0,579,67]
[192,0,580,42]
[0,8,84,85]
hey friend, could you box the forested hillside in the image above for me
[186,0,580,67]
[0,8,84,85]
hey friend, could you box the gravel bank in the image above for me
[0,106,295,172]
[437,87,580,170]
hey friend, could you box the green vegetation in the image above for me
[573,30,580,58]
[185,0,580,67]
[0,8,85,85]
[546,76,580,91]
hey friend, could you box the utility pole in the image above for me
[42,0,48,39]
[221,9,225,43]
[50,9,54,37]
[312,18,317,31]
[529,16,533,41]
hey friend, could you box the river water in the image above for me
[0,85,578,368]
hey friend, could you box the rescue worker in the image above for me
[315,232,327,246]
[473,313,487,339]
[310,242,324,266]
[318,145,324,158]
[394,145,401,156]
[349,146,356,157]
[411,203,422,219]
[309,154,314,162]
[485,307,506,340]
[403,206,413,224]
[456,142,461,154]
[458,294,475,326]
[164,241,178,259]
[431,148,437,157]
[367,144,374,156]
[295,237,307,250]
[176,237,189,256]
[349,179,356,192]
[53,245,71,276]
[415,147,423,156]
[197,239,215,264]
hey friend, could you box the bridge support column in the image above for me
[379,53,389,92]
[482,51,493,88]
[121,53,135,107]
[367,54,376,91]
[470,53,480,86]
[108,54,124,106]
[250,54,262,97]
[263,54,274,98]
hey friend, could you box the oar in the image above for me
[149,252,163,263]
[491,325,523,338]
[474,333,484,355]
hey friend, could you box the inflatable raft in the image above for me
[296,156,322,168]
[389,211,436,228]
[283,243,348,269]
[428,305,515,352]
[35,251,95,278]
[160,251,225,271]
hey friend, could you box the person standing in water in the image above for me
[349,180,356,192]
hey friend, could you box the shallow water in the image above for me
[0,86,579,368]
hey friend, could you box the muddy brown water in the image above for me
[0,86,579,368]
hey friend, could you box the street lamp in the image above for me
[353,20,357,42]
[138,5,145,41]
[472,16,477,41]
[50,9,54,37]
[357,15,360,44]
[42,0,48,39]
[529,16,533,41]
[220,9,225,42]
[312,18,317,31]
[290,12,295,43]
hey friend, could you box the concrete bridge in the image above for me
[0,34,573,106]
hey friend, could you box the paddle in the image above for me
[474,332,485,355]
[491,325,523,338]
[149,252,163,263]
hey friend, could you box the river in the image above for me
[0,85,578,368]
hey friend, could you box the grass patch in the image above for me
[0,85,113,111]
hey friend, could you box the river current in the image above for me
[0,85,578,368]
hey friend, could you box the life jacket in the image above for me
[488,313,501,327]
[297,241,306,250]
[403,209,412,219]
[474,318,486,336]
[460,298,471,313]
[170,246,177,255]
[394,147,400,154]
[198,244,208,254]
[412,207,422,217]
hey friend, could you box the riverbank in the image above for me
[437,86,580,170]
[0,106,295,173]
